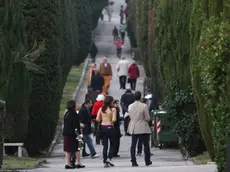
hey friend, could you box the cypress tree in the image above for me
[23,0,62,155]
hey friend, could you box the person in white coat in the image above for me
[116,57,129,89]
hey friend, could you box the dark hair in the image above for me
[113,100,119,104]
[82,99,91,107]
[102,96,114,113]
[134,91,142,101]
[142,98,148,104]
[66,100,76,110]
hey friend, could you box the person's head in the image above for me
[87,85,93,92]
[66,100,76,110]
[96,94,105,102]
[114,25,117,29]
[121,57,125,60]
[113,100,119,108]
[132,60,136,65]
[102,96,114,113]
[146,89,152,94]
[117,37,121,41]
[142,98,148,104]
[83,99,92,108]
[91,63,96,68]
[102,56,107,63]
[121,5,123,9]
[134,91,142,101]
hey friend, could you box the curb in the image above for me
[46,57,90,156]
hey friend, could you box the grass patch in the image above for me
[192,151,211,164]
[59,63,84,117]
[2,156,38,170]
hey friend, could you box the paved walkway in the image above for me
[30,0,216,171]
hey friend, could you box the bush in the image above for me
[23,0,62,155]
[0,101,5,168]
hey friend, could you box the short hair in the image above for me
[84,99,91,105]
[134,91,142,101]
[66,100,76,110]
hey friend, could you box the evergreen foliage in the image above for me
[0,101,5,168]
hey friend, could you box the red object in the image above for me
[91,101,103,122]
[115,40,123,48]
[128,64,140,79]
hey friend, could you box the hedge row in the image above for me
[127,0,230,171]
[0,0,107,156]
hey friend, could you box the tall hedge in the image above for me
[0,101,5,168]
[0,0,31,145]
[23,0,62,155]
[190,0,230,170]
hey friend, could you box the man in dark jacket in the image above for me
[79,99,99,158]
[91,70,104,93]
[90,43,98,63]
[120,88,134,135]
[85,86,99,105]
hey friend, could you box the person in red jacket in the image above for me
[115,37,123,58]
[91,94,105,144]
[128,61,140,91]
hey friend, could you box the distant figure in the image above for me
[120,88,134,135]
[91,70,105,93]
[116,57,129,89]
[105,5,113,22]
[99,57,113,94]
[90,43,98,63]
[115,37,123,58]
[119,5,124,24]
[87,63,97,86]
[112,26,119,43]
[101,8,106,20]
[128,61,140,91]
[128,91,152,167]
[119,24,126,44]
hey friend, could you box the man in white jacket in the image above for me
[116,57,129,89]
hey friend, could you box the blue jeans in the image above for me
[83,134,96,155]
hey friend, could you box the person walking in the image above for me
[91,94,105,144]
[87,63,97,86]
[105,5,113,22]
[116,57,129,89]
[85,86,99,106]
[91,70,104,93]
[90,43,98,63]
[101,8,106,20]
[113,100,121,157]
[119,24,126,44]
[79,99,100,158]
[112,26,119,44]
[128,61,140,91]
[115,38,123,58]
[96,96,117,168]
[99,57,112,95]
[128,91,152,167]
[119,5,124,24]
[63,100,85,169]
[120,88,134,135]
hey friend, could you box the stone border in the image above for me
[46,57,90,156]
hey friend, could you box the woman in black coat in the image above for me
[63,100,85,169]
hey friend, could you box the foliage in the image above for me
[197,19,230,171]
[0,101,5,167]
[2,156,37,169]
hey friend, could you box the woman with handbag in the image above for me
[63,100,85,169]
[96,96,117,168]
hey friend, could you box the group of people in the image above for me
[62,86,158,169]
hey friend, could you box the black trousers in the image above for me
[124,116,130,133]
[101,126,115,163]
[129,78,137,90]
[114,128,121,156]
[93,121,101,144]
[137,139,142,154]
[117,48,122,58]
[119,75,127,89]
[121,32,125,44]
[130,134,151,163]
